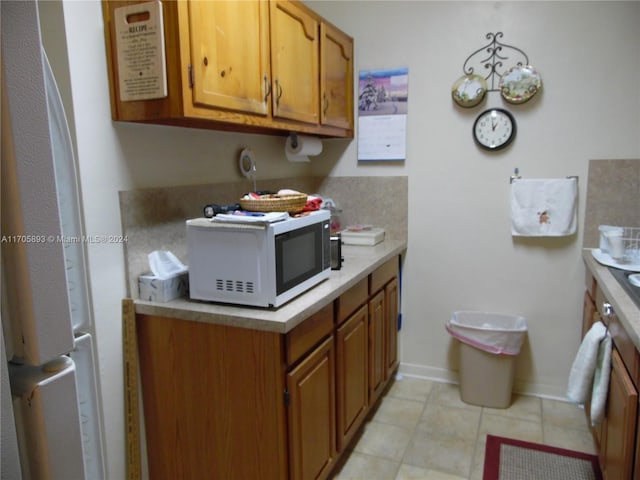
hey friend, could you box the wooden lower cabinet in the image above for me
[582,274,640,479]
[385,277,400,379]
[287,336,337,480]
[135,257,401,480]
[336,304,369,451]
[600,349,638,480]
[634,405,640,479]
[369,290,386,404]
[369,264,400,405]
[136,314,288,480]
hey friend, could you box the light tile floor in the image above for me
[331,376,597,480]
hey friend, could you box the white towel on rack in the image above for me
[566,321,607,405]
[590,332,612,427]
[511,177,578,236]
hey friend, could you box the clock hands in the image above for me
[491,111,498,131]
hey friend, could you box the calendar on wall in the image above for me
[357,67,408,161]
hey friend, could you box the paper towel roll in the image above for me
[285,134,323,163]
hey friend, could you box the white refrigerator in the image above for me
[1,1,106,478]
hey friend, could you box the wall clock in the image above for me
[473,108,516,151]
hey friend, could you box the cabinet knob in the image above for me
[203,56,208,66]
[603,302,614,318]
[323,93,329,115]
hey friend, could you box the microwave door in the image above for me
[275,223,323,294]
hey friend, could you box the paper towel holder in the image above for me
[285,132,322,163]
[239,148,257,192]
[288,132,299,150]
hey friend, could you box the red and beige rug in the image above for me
[483,434,602,480]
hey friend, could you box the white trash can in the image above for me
[446,311,527,408]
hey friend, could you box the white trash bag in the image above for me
[446,311,527,355]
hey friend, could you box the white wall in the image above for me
[309,0,640,393]
[52,1,639,478]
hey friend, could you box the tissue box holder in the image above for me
[138,271,189,302]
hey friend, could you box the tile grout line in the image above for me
[469,406,487,479]
[393,379,433,477]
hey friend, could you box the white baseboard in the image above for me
[398,362,571,402]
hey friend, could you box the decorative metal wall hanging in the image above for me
[452,32,542,107]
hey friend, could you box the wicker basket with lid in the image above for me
[240,193,307,213]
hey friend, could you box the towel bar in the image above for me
[509,174,579,184]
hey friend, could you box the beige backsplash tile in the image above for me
[583,159,640,248]
[120,176,408,298]
[313,176,408,241]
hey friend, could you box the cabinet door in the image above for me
[369,290,386,404]
[336,304,368,451]
[188,1,270,115]
[269,0,319,124]
[634,401,640,479]
[137,314,287,480]
[287,336,337,480]
[583,291,605,447]
[602,348,638,480]
[385,278,399,378]
[320,22,353,129]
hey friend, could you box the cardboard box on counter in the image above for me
[138,271,189,302]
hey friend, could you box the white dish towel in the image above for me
[511,177,578,236]
[590,332,612,427]
[566,321,607,405]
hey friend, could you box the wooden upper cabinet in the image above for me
[102,0,353,138]
[188,1,270,115]
[269,0,319,125]
[320,22,353,129]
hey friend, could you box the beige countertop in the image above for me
[583,249,640,350]
[135,239,407,334]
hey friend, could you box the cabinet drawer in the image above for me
[286,303,334,366]
[336,278,368,325]
[370,257,398,295]
[585,270,597,301]
[582,292,597,338]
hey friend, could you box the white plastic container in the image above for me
[598,225,623,254]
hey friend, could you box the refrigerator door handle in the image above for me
[10,357,86,480]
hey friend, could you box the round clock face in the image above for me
[473,108,516,151]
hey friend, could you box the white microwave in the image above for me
[186,210,331,308]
